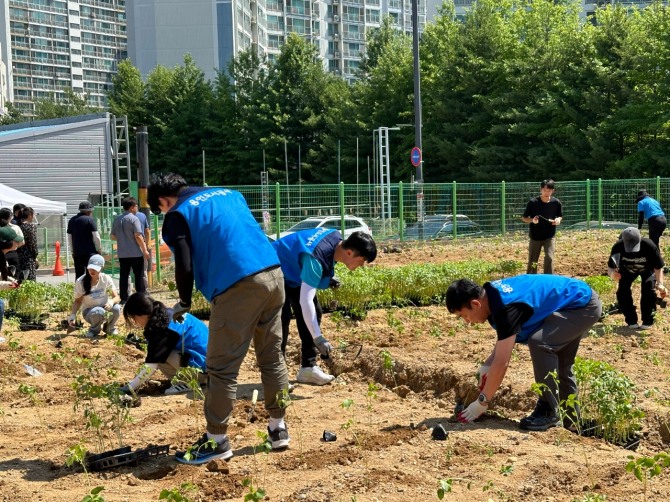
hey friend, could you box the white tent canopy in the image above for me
[0,182,67,215]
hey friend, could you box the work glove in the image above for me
[172,301,191,323]
[314,335,333,357]
[457,400,488,423]
[329,277,342,289]
[67,314,76,323]
[119,384,132,395]
[477,364,490,391]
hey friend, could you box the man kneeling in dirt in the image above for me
[446,274,602,431]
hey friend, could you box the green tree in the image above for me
[34,89,98,119]
[108,59,146,127]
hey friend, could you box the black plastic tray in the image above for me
[85,444,170,471]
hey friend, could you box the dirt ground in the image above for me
[2,229,670,502]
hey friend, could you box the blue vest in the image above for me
[168,313,208,371]
[272,228,341,288]
[170,187,279,301]
[488,275,592,343]
[638,197,664,220]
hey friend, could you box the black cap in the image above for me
[79,201,93,211]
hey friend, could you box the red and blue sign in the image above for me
[411,147,422,167]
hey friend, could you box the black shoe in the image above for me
[267,426,290,450]
[519,401,561,431]
[175,433,233,465]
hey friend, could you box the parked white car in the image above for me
[277,215,372,240]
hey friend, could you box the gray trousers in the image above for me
[527,291,602,411]
[83,304,121,335]
[527,237,556,274]
[204,266,288,435]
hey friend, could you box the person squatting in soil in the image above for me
[148,172,290,465]
[521,179,563,274]
[67,254,122,338]
[636,190,666,249]
[446,274,602,431]
[608,227,667,330]
[272,228,377,386]
[120,292,208,396]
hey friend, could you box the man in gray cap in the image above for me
[67,201,102,279]
[608,227,667,329]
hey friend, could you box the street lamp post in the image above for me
[411,0,424,237]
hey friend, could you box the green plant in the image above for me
[242,478,266,502]
[499,464,514,476]
[385,309,405,334]
[574,358,645,444]
[436,478,473,499]
[172,366,205,433]
[626,452,670,502]
[82,486,105,502]
[159,482,198,502]
[276,387,302,457]
[379,349,398,388]
[181,438,218,463]
[572,494,607,502]
[429,326,442,338]
[340,398,369,485]
[366,382,379,426]
[582,275,615,297]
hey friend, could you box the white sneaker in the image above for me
[165,383,191,395]
[639,324,652,330]
[627,324,639,329]
[296,366,335,386]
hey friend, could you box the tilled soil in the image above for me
[1,229,670,501]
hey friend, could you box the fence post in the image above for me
[153,213,161,283]
[452,181,457,239]
[339,182,345,235]
[585,179,591,227]
[500,181,506,235]
[657,175,661,203]
[275,183,281,240]
[597,178,603,225]
[398,181,404,240]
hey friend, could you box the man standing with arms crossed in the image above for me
[521,179,563,274]
[148,173,290,464]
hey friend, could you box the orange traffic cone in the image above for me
[53,240,65,276]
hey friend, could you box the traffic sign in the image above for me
[411,147,422,167]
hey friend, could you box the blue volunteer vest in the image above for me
[488,274,592,343]
[168,313,208,371]
[638,197,664,219]
[272,228,341,288]
[170,187,279,301]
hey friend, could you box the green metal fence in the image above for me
[235,177,663,240]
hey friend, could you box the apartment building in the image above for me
[126,0,268,84]
[0,0,127,114]
[127,0,425,83]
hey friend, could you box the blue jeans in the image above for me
[83,304,121,335]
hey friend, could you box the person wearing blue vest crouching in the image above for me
[148,173,289,465]
[119,292,208,397]
[446,274,602,431]
[273,229,377,385]
[637,190,667,249]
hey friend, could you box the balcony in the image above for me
[11,0,67,14]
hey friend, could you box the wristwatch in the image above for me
[478,392,489,405]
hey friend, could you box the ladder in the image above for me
[111,114,131,208]
[377,127,392,225]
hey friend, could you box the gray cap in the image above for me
[622,227,641,253]
[79,201,94,211]
[87,254,105,272]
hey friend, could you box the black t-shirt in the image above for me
[144,309,181,364]
[523,196,563,241]
[484,282,534,341]
[608,238,664,275]
[67,213,98,256]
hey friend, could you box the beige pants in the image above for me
[204,266,288,434]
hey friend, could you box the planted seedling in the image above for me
[436,477,473,499]
[242,478,266,502]
[181,438,218,464]
[171,366,205,434]
[159,482,198,502]
[276,387,303,457]
[626,452,670,502]
[379,349,398,388]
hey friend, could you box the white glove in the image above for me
[67,314,76,323]
[457,400,488,423]
[172,301,191,323]
[314,335,333,357]
[477,364,490,391]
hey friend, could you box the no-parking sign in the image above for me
[411,147,422,167]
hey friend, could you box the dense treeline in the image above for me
[65,1,670,183]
